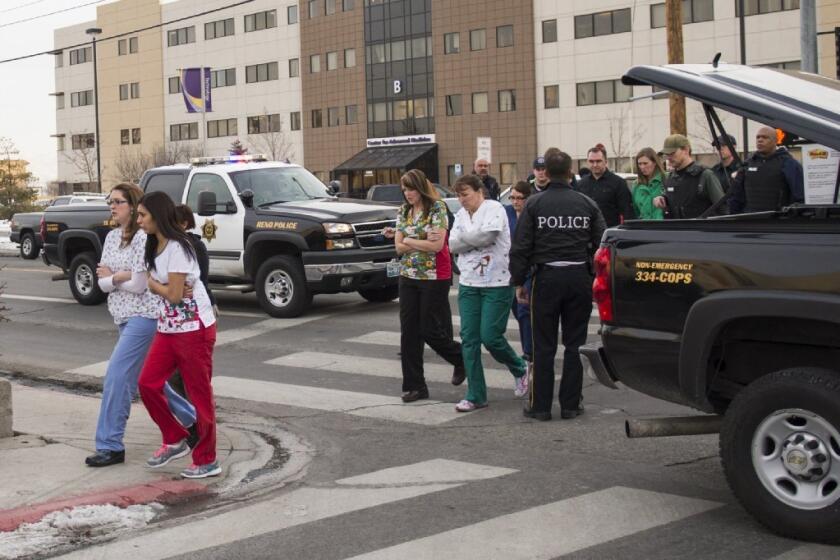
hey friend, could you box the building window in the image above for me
[344,48,356,68]
[309,0,318,19]
[118,39,127,55]
[446,94,462,116]
[70,90,93,107]
[327,107,340,126]
[290,111,301,131]
[544,85,559,109]
[119,84,128,100]
[245,62,279,83]
[167,26,196,46]
[345,104,358,124]
[55,52,63,67]
[470,28,486,51]
[210,68,236,88]
[71,133,95,150]
[170,123,199,141]
[542,19,557,43]
[444,32,460,54]
[69,47,91,65]
[168,76,181,94]
[311,109,323,128]
[121,129,130,145]
[498,89,516,112]
[343,0,354,10]
[55,94,65,110]
[288,4,298,24]
[576,79,633,106]
[327,51,338,71]
[737,0,800,16]
[500,163,518,186]
[761,60,802,70]
[310,54,321,73]
[247,114,281,134]
[289,58,300,77]
[575,8,631,39]
[245,9,277,32]
[206,18,235,39]
[325,0,336,15]
[129,37,138,53]
[496,25,514,48]
[132,128,141,144]
[651,1,714,28]
[207,118,238,138]
[472,92,488,114]
[131,82,140,99]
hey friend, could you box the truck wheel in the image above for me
[358,285,399,303]
[69,252,106,305]
[19,233,38,260]
[255,255,310,318]
[720,367,840,544]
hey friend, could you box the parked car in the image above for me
[582,62,840,544]
[9,194,105,259]
[366,183,455,205]
[498,173,638,206]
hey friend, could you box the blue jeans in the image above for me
[511,276,533,361]
[95,316,197,452]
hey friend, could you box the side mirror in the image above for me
[328,180,341,195]
[239,189,254,208]
[197,190,217,216]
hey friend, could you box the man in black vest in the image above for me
[653,134,725,219]
[711,134,742,194]
[510,148,606,422]
[728,126,804,214]
[574,144,635,227]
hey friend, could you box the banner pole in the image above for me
[201,67,207,156]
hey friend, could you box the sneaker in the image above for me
[455,399,488,413]
[181,461,222,479]
[146,439,190,468]
[514,364,530,398]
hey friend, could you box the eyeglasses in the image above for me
[509,195,526,201]
[106,198,128,206]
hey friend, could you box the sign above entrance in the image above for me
[366,134,436,148]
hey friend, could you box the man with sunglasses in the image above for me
[574,144,635,227]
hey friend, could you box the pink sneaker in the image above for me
[455,399,488,413]
[514,364,530,398]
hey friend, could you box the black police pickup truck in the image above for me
[582,63,840,544]
[41,157,399,317]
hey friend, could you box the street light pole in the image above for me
[86,27,102,193]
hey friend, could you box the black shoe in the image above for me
[186,424,200,449]
[523,407,552,421]
[561,405,585,420]
[85,450,125,467]
[451,365,466,386]
[401,388,429,403]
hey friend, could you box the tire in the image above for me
[255,255,310,318]
[358,284,399,303]
[68,251,106,305]
[720,367,840,544]
[19,232,38,260]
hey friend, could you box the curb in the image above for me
[0,479,208,532]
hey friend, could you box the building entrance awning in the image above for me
[334,144,437,172]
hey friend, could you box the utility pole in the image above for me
[738,0,749,158]
[86,28,102,193]
[801,0,818,73]
[665,0,686,135]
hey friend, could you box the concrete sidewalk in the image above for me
[0,380,257,533]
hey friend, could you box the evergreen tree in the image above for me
[229,139,248,155]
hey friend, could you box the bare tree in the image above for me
[248,116,295,162]
[113,147,152,184]
[150,142,204,167]
[607,106,646,172]
[62,134,99,187]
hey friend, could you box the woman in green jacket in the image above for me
[632,147,666,220]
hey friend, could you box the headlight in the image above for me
[323,222,353,234]
[326,238,355,250]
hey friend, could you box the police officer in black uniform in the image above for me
[510,148,606,421]
[653,134,725,219]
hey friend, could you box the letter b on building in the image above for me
[393,80,402,94]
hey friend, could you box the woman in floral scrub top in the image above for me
[389,169,464,403]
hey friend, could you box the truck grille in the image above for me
[353,219,396,250]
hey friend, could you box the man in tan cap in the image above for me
[653,134,725,219]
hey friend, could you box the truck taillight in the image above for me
[39,215,46,241]
[592,246,613,323]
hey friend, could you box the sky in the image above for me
[0,0,109,186]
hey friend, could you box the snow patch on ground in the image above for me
[0,503,162,559]
[0,220,19,256]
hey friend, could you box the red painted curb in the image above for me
[0,479,208,532]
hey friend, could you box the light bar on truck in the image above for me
[190,154,269,166]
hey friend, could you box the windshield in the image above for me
[229,167,331,205]
[371,185,403,202]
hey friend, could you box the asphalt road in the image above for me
[0,256,835,559]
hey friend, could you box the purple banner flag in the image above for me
[180,67,212,113]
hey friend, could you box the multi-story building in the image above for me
[52,0,840,193]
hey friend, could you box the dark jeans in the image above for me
[511,275,532,361]
[530,265,593,413]
[399,276,463,392]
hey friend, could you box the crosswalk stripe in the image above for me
[345,486,721,560]
[1,294,77,304]
[346,331,525,357]
[213,376,469,425]
[55,460,517,560]
[265,351,519,390]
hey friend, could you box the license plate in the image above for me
[386,260,401,278]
